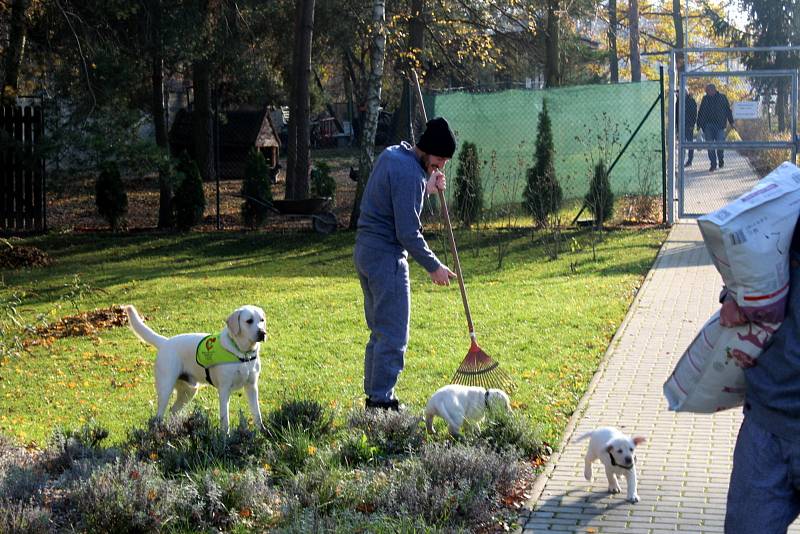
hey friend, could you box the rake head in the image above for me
[451,341,515,392]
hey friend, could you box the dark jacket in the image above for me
[676,94,697,133]
[697,92,734,131]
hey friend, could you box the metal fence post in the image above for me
[659,65,667,225]
[667,51,675,224]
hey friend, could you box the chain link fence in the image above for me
[672,48,799,218]
[424,80,665,225]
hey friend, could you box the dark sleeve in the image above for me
[724,95,734,126]
[688,98,697,128]
[696,98,706,129]
[391,171,442,273]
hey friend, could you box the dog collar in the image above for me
[224,332,258,361]
[608,451,634,470]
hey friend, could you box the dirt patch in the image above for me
[25,306,128,347]
[0,239,53,269]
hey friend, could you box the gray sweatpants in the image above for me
[354,243,411,402]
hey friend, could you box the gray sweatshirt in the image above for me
[355,142,442,273]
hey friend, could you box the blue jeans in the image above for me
[703,126,726,167]
[354,243,410,402]
[725,416,800,533]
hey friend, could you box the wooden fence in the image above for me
[1,103,46,232]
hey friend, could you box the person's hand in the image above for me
[430,265,456,286]
[425,169,446,195]
[720,296,748,327]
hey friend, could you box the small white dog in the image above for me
[576,426,646,503]
[424,384,511,436]
[123,304,267,434]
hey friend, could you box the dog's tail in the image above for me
[123,305,167,349]
[574,430,594,443]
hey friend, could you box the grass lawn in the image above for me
[0,224,667,448]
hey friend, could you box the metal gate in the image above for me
[667,47,800,221]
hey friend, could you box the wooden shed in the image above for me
[169,106,280,179]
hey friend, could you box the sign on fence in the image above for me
[733,101,761,120]
[1,103,46,232]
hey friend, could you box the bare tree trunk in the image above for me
[149,0,172,228]
[389,0,425,145]
[629,0,641,82]
[286,0,315,200]
[671,0,684,71]
[3,0,28,95]
[608,0,618,83]
[192,60,214,182]
[544,0,560,87]
[349,0,387,229]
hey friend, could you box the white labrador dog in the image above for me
[123,304,267,434]
[424,384,511,436]
[576,426,646,503]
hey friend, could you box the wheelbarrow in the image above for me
[236,194,338,234]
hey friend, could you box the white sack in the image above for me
[698,161,800,323]
[663,311,779,413]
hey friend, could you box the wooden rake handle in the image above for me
[410,69,476,339]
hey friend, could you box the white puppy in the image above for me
[123,304,267,434]
[424,384,511,436]
[576,426,646,503]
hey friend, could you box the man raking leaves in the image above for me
[354,117,457,411]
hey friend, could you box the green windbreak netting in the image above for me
[424,81,663,202]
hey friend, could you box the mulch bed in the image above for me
[46,161,358,233]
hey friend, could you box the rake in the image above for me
[410,70,515,392]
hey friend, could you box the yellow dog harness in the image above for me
[195,333,257,386]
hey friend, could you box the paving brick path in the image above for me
[521,221,800,533]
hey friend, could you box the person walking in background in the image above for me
[676,90,698,167]
[696,83,735,172]
[354,117,457,411]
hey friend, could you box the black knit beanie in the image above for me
[416,117,456,158]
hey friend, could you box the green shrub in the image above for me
[279,508,445,533]
[472,409,546,459]
[523,101,562,226]
[126,410,271,474]
[311,161,336,200]
[453,141,483,228]
[95,161,128,231]
[241,149,273,228]
[338,431,381,467]
[42,424,115,475]
[268,424,318,478]
[585,159,614,226]
[0,499,51,534]
[172,152,206,231]
[379,442,519,526]
[347,408,424,456]
[67,456,183,533]
[267,399,333,439]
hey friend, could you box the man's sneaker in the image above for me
[709,165,717,172]
[719,160,725,168]
[684,160,692,167]
[365,398,401,411]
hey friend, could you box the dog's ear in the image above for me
[633,436,647,446]
[605,444,614,453]
[226,309,242,336]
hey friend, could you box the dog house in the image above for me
[169,107,280,179]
